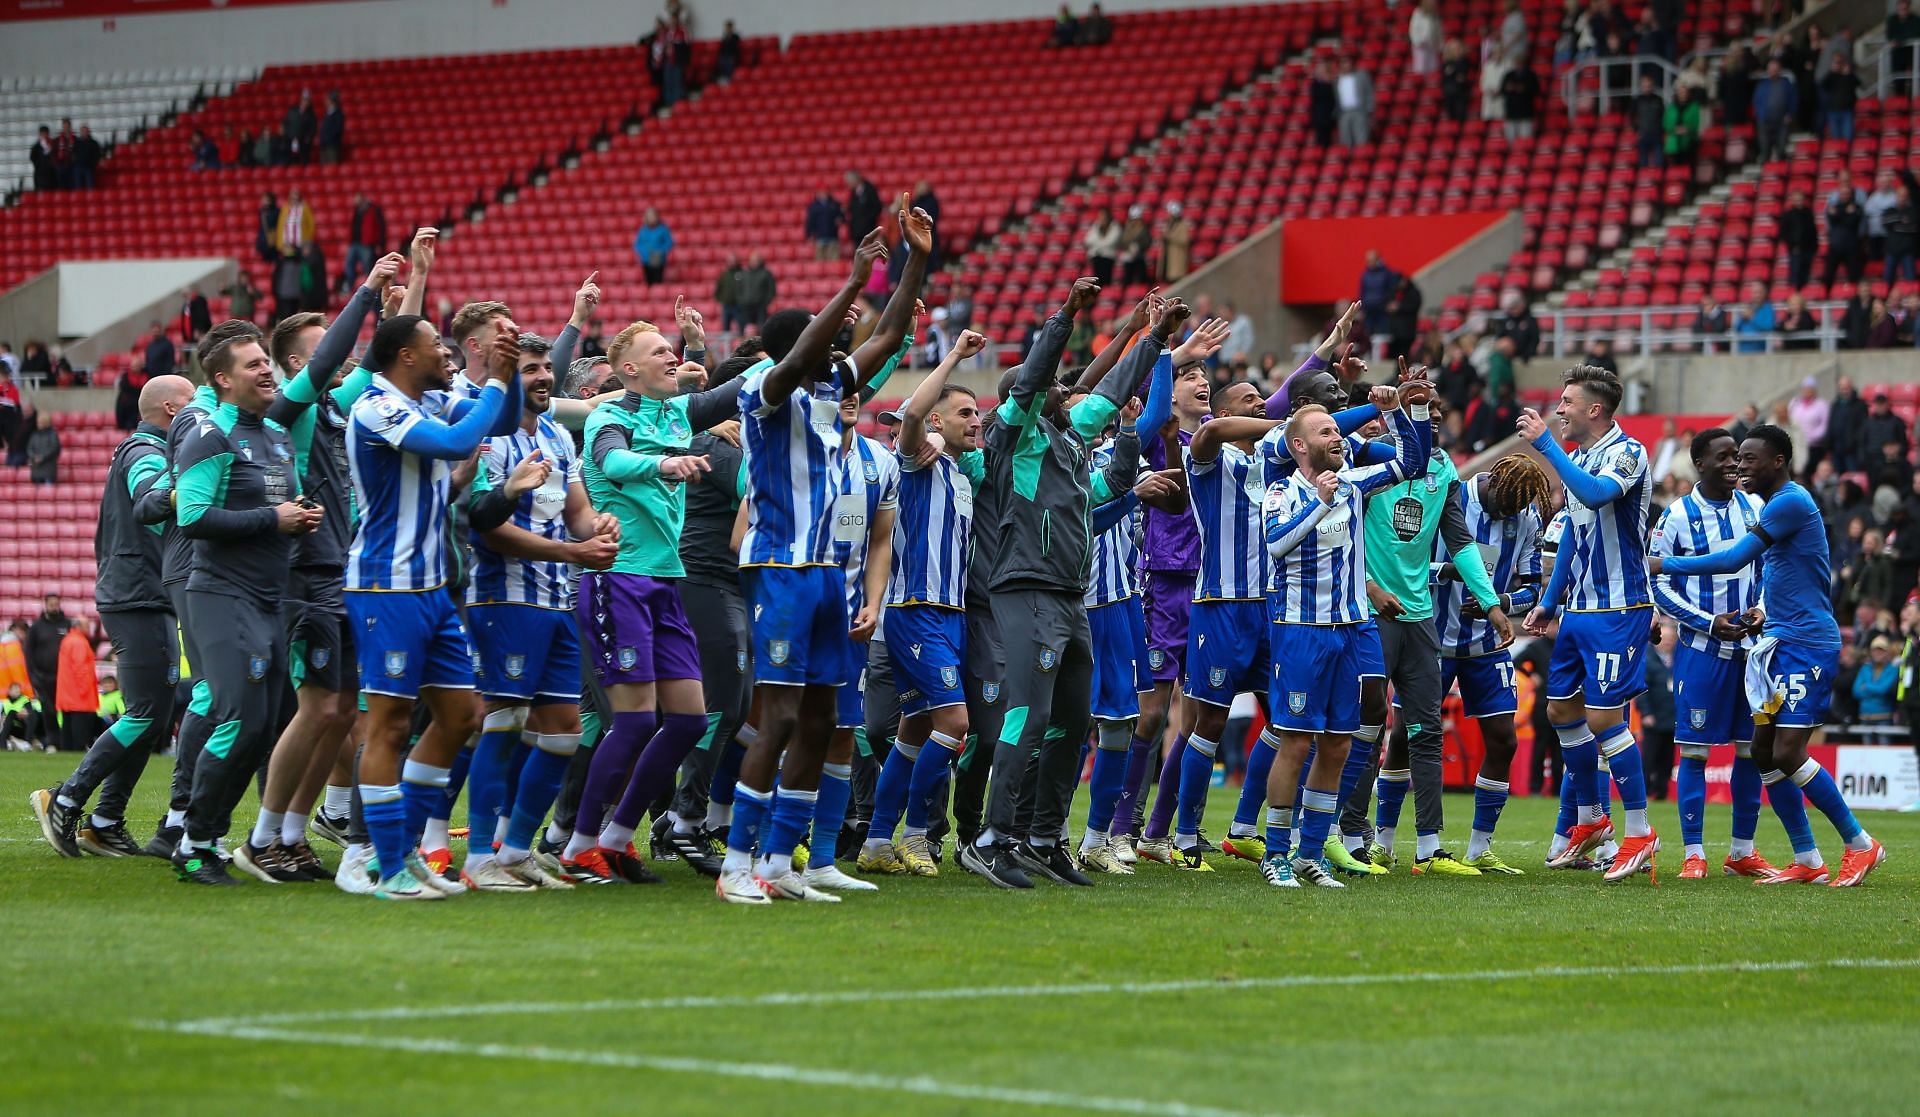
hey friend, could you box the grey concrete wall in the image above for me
[1413,211,1525,329]
[1162,221,1287,361]
[65,259,237,371]
[0,269,60,357]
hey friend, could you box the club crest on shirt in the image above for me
[982,682,1001,703]
[618,647,640,671]
[246,654,268,681]
[273,442,291,463]
[166,664,180,686]
[1689,708,1706,729]
[471,650,485,674]
[311,647,330,670]
[939,666,960,691]
[384,651,407,678]
[1148,649,1165,670]
[1038,648,1058,672]
[504,654,526,680]
[1288,691,1307,714]
[736,650,748,674]
[236,437,253,462]
[863,461,880,484]
[768,640,791,667]
[1209,667,1228,690]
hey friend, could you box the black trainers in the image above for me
[78,821,146,857]
[30,789,82,857]
[145,820,183,859]
[602,845,664,884]
[309,812,352,847]
[1014,841,1094,886]
[536,833,568,860]
[233,840,303,883]
[665,827,724,878]
[958,841,1034,889]
[173,846,237,885]
[648,815,680,862]
[282,840,329,880]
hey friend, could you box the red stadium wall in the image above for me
[1278,212,1508,305]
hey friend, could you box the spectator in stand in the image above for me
[1690,296,1729,354]
[19,342,50,378]
[1409,0,1443,75]
[274,186,313,257]
[1384,275,1422,360]
[213,125,240,167]
[845,169,881,246]
[1781,296,1820,352]
[1584,335,1619,373]
[114,367,139,431]
[1868,297,1900,348]
[24,597,67,746]
[1788,28,1821,133]
[805,186,844,260]
[1887,179,1920,284]
[1676,54,1713,100]
[1781,189,1817,290]
[1867,170,1904,261]
[1840,284,1877,349]
[735,251,776,329]
[300,241,329,312]
[1308,60,1338,146]
[1500,58,1542,141]
[1465,380,1519,452]
[1078,3,1112,46]
[143,320,175,377]
[1719,44,1755,127]
[1664,83,1701,165]
[1752,56,1796,164]
[1840,528,1896,616]
[1892,0,1920,94]
[1824,182,1867,287]
[1083,208,1121,288]
[1864,391,1911,462]
[188,130,217,171]
[55,623,98,753]
[1336,56,1375,147]
[1484,333,1517,397]
[1441,40,1474,122]
[1790,378,1831,467]
[717,20,742,82]
[1051,5,1079,48]
[1018,306,1047,362]
[1822,54,1860,144]
[1498,0,1528,65]
[318,91,345,163]
[266,125,293,167]
[947,283,975,333]
[223,276,260,325]
[1856,636,1902,727]
[713,252,744,332]
[633,206,673,285]
[1356,249,1399,339]
[1631,76,1666,170]
[284,89,317,164]
[1435,339,1480,413]
[1118,205,1152,287]
[1735,287,1777,353]
[70,125,102,189]
[27,412,60,485]
[1492,292,1539,359]
[271,251,303,325]
[52,119,74,188]
[1728,402,1760,445]
[345,193,387,288]
[1223,302,1255,365]
[30,126,57,191]
[1830,375,1868,473]
[181,287,211,344]
[1158,201,1193,282]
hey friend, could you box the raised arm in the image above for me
[1519,409,1638,508]
[1091,490,1140,535]
[999,277,1095,429]
[1072,298,1180,438]
[1190,415,1282,463]
[849,195,931,383]
[1090,406,1142,505]
[898,331,982,463]
[761,230,887,404]
[399,228,434,318]
[1073,289,1157,393]
[1265,475,1335,559]
[1266,301,1359,418]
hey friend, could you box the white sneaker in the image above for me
[1110,832,1138,865]
[1899,799,1920,814]
[803,862,879,892]
[407,850,468,896]
[716,867,771,905]
[373,867,443,900]
[334,846,379,895]
[499,853,575,890]
[756,869,841,902]
[463,859,536,892]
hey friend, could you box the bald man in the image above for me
[31,375,195,858]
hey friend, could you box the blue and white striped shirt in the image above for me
[887,445,977,611]
[1188,435,1285,601]
[467,415,581,611]
[346,376,464,591]
[1649,488,1762,659]
[1554,424,1652,611]
[835,434,900,618]
[1086,442,1142,607]
[739,365,842,568]
[1433,475,1544,657]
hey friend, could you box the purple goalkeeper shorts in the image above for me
[1143,570,1195,683]
[577,571,702,686]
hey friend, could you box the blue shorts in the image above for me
[1547,607,1651,709]
[1761,642,1837,730]
[1089,596,1151,721]
[1184,599,1271,708]
[743,565,854,687]
[1673,644,1753,746]
[1442,650,1519,719]
[345,588,476,700]
[837,637,867,728]
[467,602,581,704]
[1355,618,1386,678]
[1268,621,1363,734]
[886,603,967,718]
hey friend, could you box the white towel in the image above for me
[1744,636,1780,716]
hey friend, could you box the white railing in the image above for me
[1539,299,1849,357]
[1559,55,1683,121]
[1876,42,1920,99]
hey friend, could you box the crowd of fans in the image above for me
[188,88,345,172]
[27,120,106,191]
[0,595,120,754]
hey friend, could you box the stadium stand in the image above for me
[0,411,116,624]
[1,69,244,198]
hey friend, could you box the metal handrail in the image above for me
[1539,299,1854,357]
[1876,41,1920,99]
[1559,55,1684,121]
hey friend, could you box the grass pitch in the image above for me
[5,751,1918,1116]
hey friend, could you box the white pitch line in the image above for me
[153,1022,1284,1117]
[173,956,1920,1031]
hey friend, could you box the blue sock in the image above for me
[1086,743,1128,834]
[1374,769,1410,831]
[906,732,960,831]
[1554,720,1599,811]
[1762,769,1816,855]
[1233,731,1279,830]
[1556,767,1578,835]
[1597,725,1647,813]
[724,783,773,856]
[865,740,920,846]
[502,740,532,818]
[1676,754,1708,848]
[1335,732,1376,823]
[1263,805,1294,859]
[466,721,521,854]
[400,759,451,849]
[763,786,816,859]
[1298,788,1338,861]
[1729,753,1762,843]
[504,738,573,853]
[1175,735,1218,841]
[435,744,475,822]
[1471,776,1510,836]
[360,784,407,880]
[1790,759,1865,844]
[810,766,853,866]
